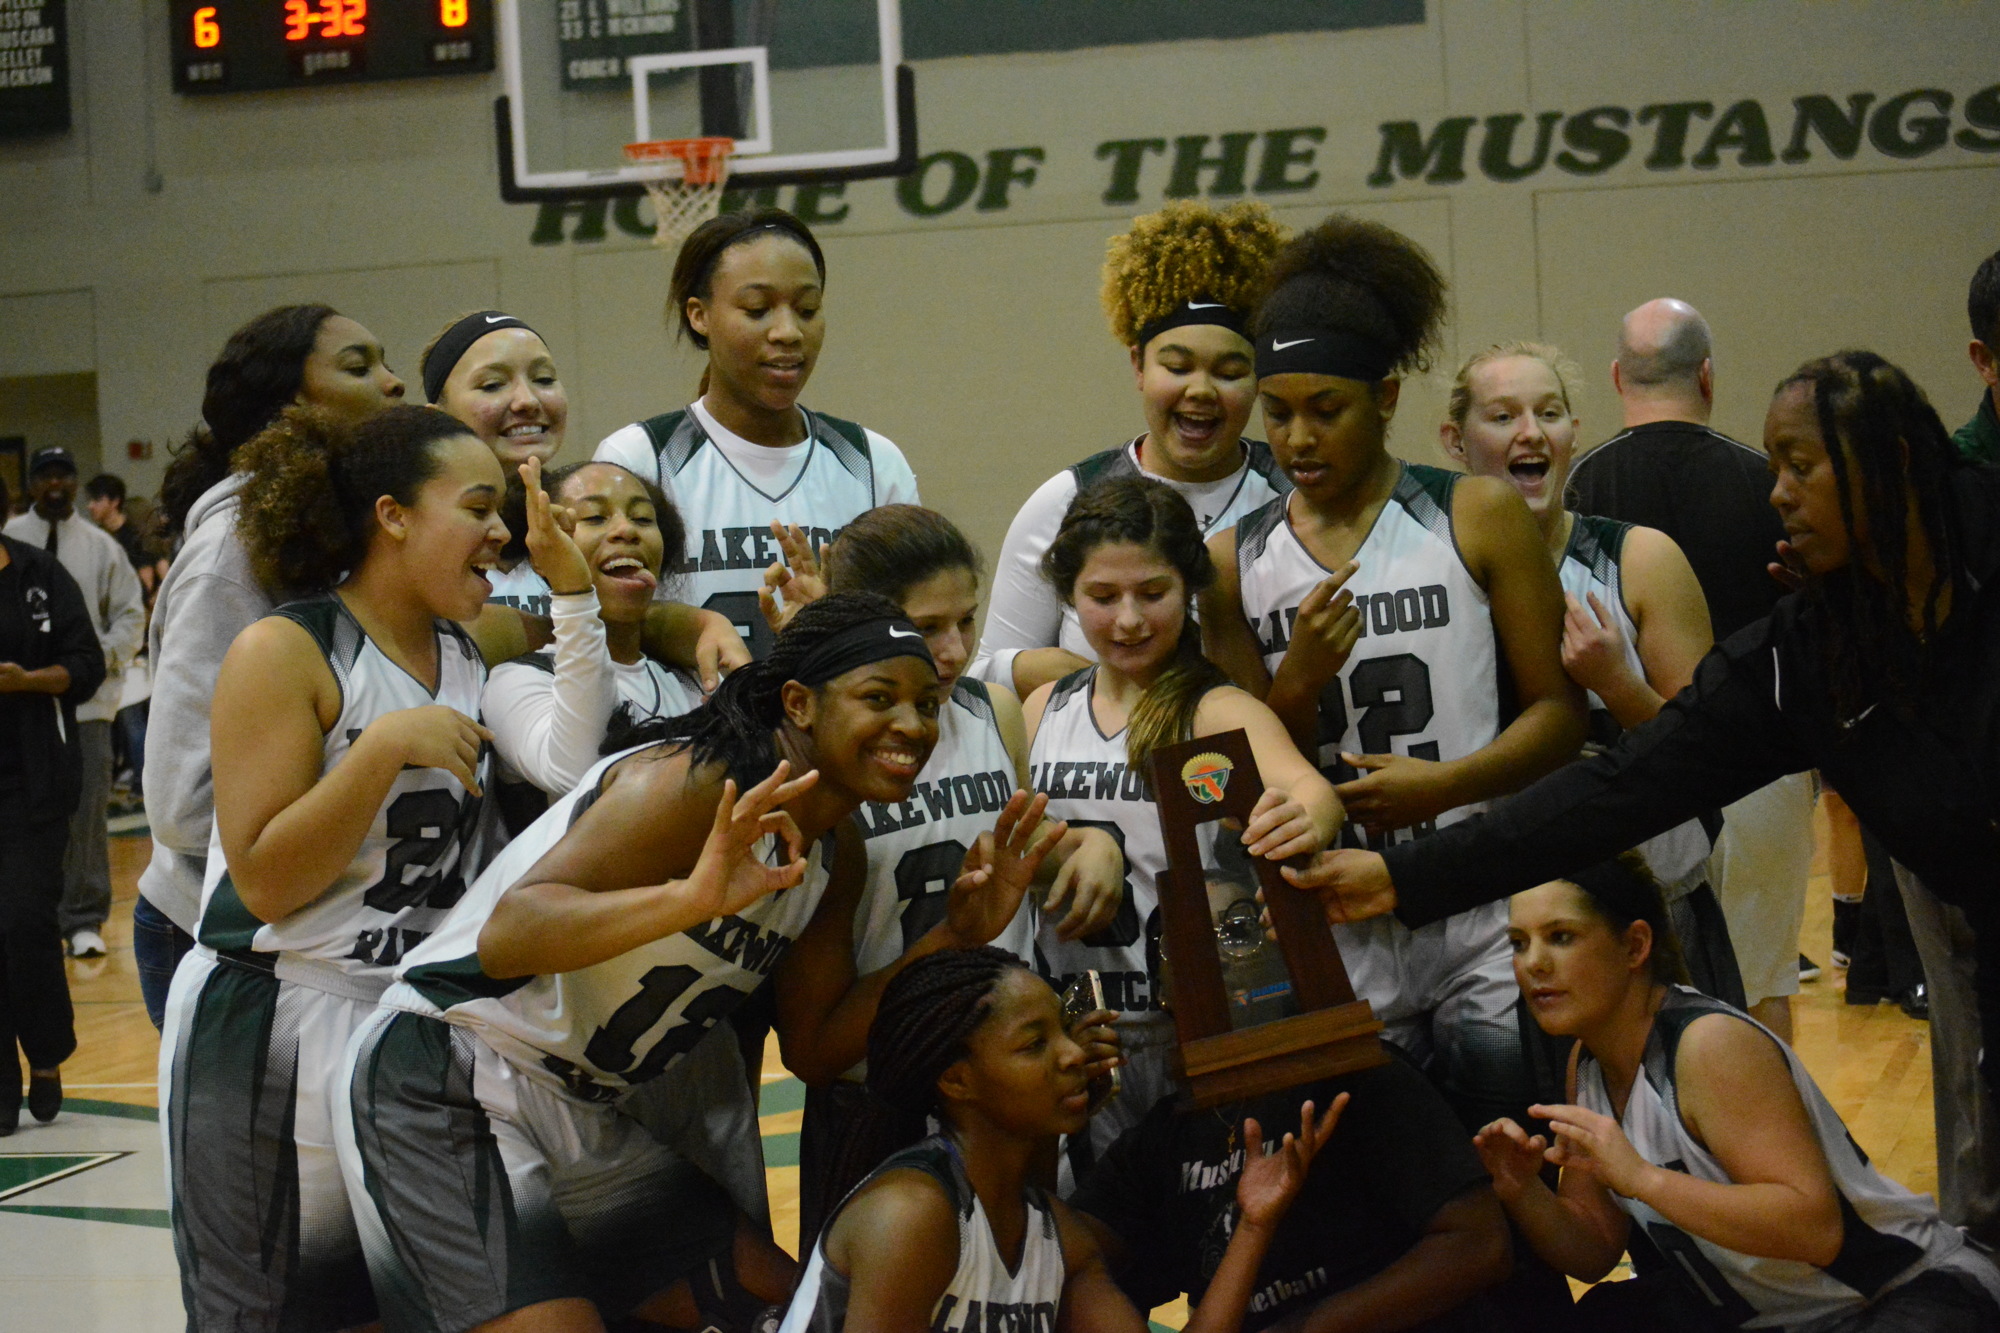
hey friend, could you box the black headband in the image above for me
[1134,298,1250,351]
[1255,327,1396,383]
[794,616,935,687]
[422,311,539,404]
[1563,859,1667,926]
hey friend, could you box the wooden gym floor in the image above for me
[0,803,1931,1329]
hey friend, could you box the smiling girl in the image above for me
[975,201,1291,698]
[1439,342,1741,1007]
[1027,475,1340,1169]
[780,946,1340,1333]
[161,403,506,1333]
[336,593,1066,1332]
[596,210,919,659]
[1481,859,2000,1331]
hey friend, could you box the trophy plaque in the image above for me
[1149,729,1386,1108]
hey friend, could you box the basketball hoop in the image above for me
[624,136,735,251]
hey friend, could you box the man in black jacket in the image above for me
[0,472,107,1132]
[1568,298,1812,1043]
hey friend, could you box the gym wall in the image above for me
[0,0,1994,574]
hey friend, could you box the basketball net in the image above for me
[624,136,735,251]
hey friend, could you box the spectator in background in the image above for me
[84,472,166,597]
[1954,249,1999,464]
[3,448,144,962]
[0,470,107,1132]
[1564,299,1813,1043]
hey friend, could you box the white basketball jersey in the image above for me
[1234,465,1499,850]
[196,594,492,996]
[1559,516,1711,894]
[1579,988,1997,1328]
[779,1136,1066,1333]
[485,561,551,619]
[852,679,1034,979]
[382,743,832,1102]
[596,405,917,659]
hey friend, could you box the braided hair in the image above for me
[1777,351,1966,719]
[867,947,1025,1128]
[602,590,910,777]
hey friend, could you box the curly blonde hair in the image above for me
[1100,201,1289,347]
[1445,341,1584,429]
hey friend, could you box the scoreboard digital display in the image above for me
[170,0,494,94]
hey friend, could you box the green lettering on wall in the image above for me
[1781,93,1875,162]
[793,181,851,224]
[1367,117,1475,186]
[897,151,982,217]
[1959,84,2000,152]
[1870,88,1953,158]
[1254,128,1325,192]
[612,195,654,238]
[1691,99,1776,168]
[1479,111,1563,181]
[1096,138,1167,204]
[1554,106,1631,175]
[531,197,609,246]
[1166,132,1257,198]
[1636,101,1715,169]
[979,148,1045,211]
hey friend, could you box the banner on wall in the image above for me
[0,0,67,136]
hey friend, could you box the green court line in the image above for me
[760,1076,806,1114]
[67,1099,159,1122]
[0,1204,171,1229]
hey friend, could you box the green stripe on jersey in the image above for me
[197,872,264,952]
[405,952,532,1009]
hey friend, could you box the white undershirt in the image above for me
[691,398,812,495]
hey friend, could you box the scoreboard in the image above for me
[170,0,493,93]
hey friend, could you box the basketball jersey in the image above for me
[195,593,492,997]
[380,743,834,1103]
[851,678,1034,982]
[779,1136,1066,1333]
[595,404,918,659]
[1578,987,1997,1328]
[485,561,551,619]
[1558,516,1711,895]
[1234,465,1499,850]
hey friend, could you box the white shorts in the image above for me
[160,947,377,1333]
[335,1006,735,1332]
[1708,771,1816,1006]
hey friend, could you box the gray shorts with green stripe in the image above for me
[334,1006,736,1333]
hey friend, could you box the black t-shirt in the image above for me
[1566,420,1785,642]
[1071,1057,1491,1331]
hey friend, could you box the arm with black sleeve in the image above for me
[1383,619,1813,930]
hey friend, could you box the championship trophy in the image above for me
[1149,730,1386,1108]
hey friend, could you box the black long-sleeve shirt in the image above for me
[0,535,107,822]
[1387,465,2000,1064]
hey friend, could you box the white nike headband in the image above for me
[423,311,541,404]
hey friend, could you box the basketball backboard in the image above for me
[496,0,915,201]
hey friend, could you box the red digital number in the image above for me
[440,0,467,27]
[193,5,221,47]
[285,0,366,41]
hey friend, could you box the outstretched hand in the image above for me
[1236,1094,1347,1231]
[1335,752,1448,834]
[1042,827,1126,942]
[758,522,828,636]
[946,790,1066,947]
[683,761,821,920]
[518,457,592,596]
[1240,786,1323,861]
[1531,1102,1654,1197]
[1281,849,1398,924]
[1473,1116,1552,1204]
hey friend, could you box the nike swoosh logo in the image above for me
[1271,337,1313,351]
[1186,301,1224,309]
[485,314,512,323]
[889,627,922,640]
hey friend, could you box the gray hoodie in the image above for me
[139,473,271,932]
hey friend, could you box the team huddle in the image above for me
[140,203,2000,1332]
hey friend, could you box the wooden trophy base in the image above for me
[1173,1001,1388,1109]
